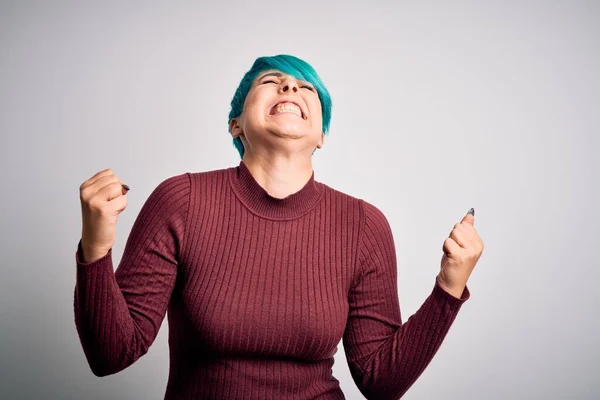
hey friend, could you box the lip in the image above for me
[268,99,306,119]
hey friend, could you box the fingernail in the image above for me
[122,184,130,191]
[467,207,475,216]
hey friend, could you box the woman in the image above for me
[75,54,484,399]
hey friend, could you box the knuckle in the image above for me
[99,203,112,216]
[88,197,101,210]
[79,187,91,202]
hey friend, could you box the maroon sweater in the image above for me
[74,160,469,400]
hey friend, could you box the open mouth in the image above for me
[269,101,306,119]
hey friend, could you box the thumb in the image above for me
[461,207,475,225]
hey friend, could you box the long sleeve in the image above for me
[343,200,470,400]
[73,173,190,377]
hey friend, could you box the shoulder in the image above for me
[316,180,363,209]
[187,164,233,180]
[360,199,391,230]
[356,198,395,254]
[186,164,234,189]
[317,181,391,229]
[155,165,234,204]
[143,172,191,217]
[148,172,191,203]
[155,172,191,190]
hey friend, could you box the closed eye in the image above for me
[262,79,314,91]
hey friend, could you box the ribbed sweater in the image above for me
[74,160,470,400]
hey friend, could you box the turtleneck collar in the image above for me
[228,160,324,220]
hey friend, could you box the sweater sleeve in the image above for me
[343,200,470,400]
[73,173,190,377]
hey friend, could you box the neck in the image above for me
[241,153,314,199]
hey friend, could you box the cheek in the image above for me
[310,101,323,127]
[247,95,268,118]
[243,103,264,126]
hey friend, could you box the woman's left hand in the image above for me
[436,208,484,298]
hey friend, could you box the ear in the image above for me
[229,118,244,138]
[316,131,325,149]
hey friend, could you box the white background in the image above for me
[1,1,598,398]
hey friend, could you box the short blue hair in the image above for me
[228,54,332,159]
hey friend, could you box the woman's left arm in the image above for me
[343,201,483,400]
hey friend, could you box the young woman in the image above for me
[75,54,484,399]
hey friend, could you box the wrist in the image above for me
[79,240,110,264]
[436,275,466,299]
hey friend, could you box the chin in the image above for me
[267,123,307,138]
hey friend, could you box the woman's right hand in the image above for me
[79,168,130,263]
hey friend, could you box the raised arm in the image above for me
[343,200,470,399]
[74,173,190,376]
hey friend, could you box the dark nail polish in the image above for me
[122,184,130,191]
[467,208,474,216]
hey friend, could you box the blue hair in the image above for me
[228,54,332,159]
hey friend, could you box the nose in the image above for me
[279,77,299,93]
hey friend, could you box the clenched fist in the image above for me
[79,168,130,263]
[436,208,484,298]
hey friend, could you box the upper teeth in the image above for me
[275,102,301,116]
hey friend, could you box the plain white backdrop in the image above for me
[0,1,598,398]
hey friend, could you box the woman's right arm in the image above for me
[74,171,190,376]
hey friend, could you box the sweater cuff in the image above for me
[432,278,470,306]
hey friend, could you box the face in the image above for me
[230,69,324,156]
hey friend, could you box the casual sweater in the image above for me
[73,160,470,400]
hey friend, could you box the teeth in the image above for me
[275,102,302,116]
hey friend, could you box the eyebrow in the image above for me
[257,71,283,81]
